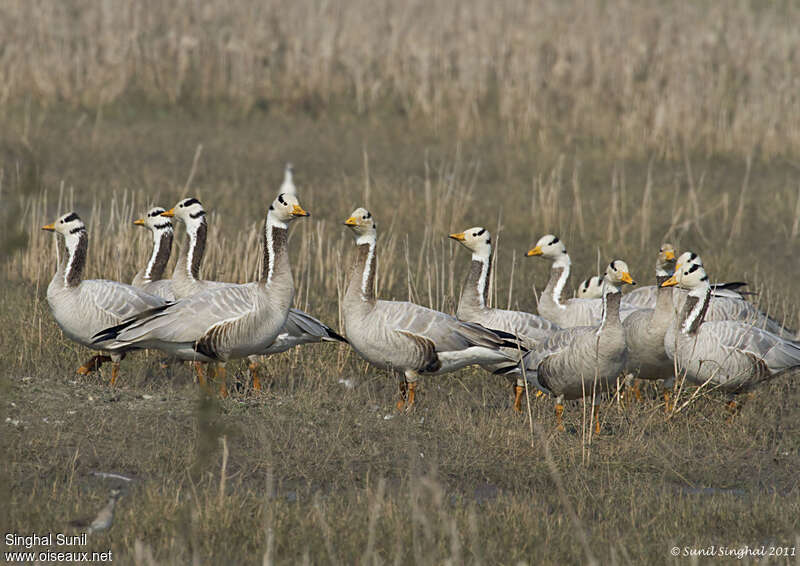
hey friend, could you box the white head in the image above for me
[42,212,86,243]
[134,207,173,233]
[675,251,701,271]
[449,227,492,260]
[344,207,377,245]
[662,262,709,296]
[527,234,569,267]
[162,197,206,228]
[603,260,636,292]
[267,192,310,228]
[281,163,296,196]
[577,275,604,299]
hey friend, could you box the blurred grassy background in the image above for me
[3,1,800,564]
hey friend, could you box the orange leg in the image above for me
[248,361,262,392]
[632,380,643,402]
[110,362,120,386]
[217,364,228,398]
[194,362,207,387]
[513,385,524,413]
[555,403,565,432]
[396,379,409,411]
[593,406,601,434]
[663,390,672,413]
[77,355,111,375]
[406,381,416,410]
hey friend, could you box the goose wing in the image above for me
[96,284,256,346]
[621,286,657,309]
[82,279,168,321]
[376,300,512,352]
[259,308,347,355]
[479,308,559,346]
[706,321,800,371]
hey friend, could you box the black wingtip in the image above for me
[325,328,348,344]
[713,281,749,291]
[493,364,520,376]
[91,302,173,345]
[485,327,529,353]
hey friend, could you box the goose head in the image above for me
[656,243,677,274]
[577,275,604,299]
[134,207,173,232]
[344,207,377,244]
[449,227,491,260]
[675,251,701,271]
[42,212,87,242]
[268,192,309,227]
[661,262,709,297]
[526,234,568,267]
[162,197,206,228]
[603,259,636,292]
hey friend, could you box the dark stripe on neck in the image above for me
[69,226,86,235]
[189,210,206,220]
[465,257,490,309]
[65,232,88,287]
[148,230,173,281]
[190,221,207,278]
[260,223,288,283]
[351,242,376,302]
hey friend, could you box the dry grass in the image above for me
[1,1,800,157]
[2,102,800,564]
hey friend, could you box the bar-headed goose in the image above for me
[674,252,795,339]
[131,207,175,300]
[43,212,168,384]
[93,193,310,397]
[502,260,636,430]
[526,234,637,327]
[449,226,559,410]
[342,208,519,410]
[163,195,346,390]
[661,263,800,393]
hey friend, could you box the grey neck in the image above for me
[260,223,288,285]
[145,228,173,281]
[680,287,711,335]
[598,289,622,332]
[544,264,569,309]
[63,231,88,288]
[347,242,377,303]
[174,219,207,281]
[460,257,491,312]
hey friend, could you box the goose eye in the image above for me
[362,215,367,219]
